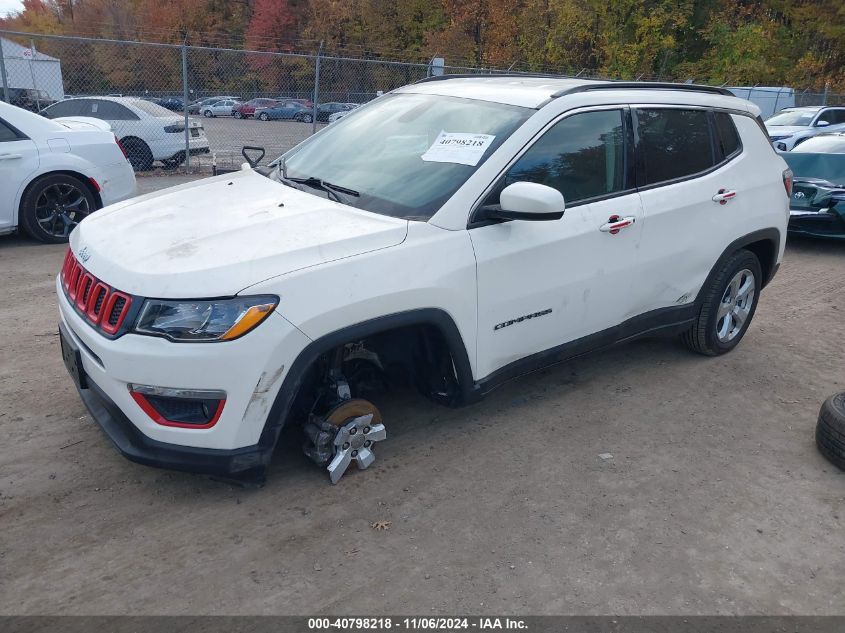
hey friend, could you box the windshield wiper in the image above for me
[277,157,359,203]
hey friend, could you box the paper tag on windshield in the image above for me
[421,131,496,166]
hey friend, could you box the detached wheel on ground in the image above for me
[121,137,154,172]
[18,173,97,243]
[816,392,845,471]
[682,249,762,356]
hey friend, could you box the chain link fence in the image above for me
[2,30,843,176]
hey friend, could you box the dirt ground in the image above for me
[0,228,843,615]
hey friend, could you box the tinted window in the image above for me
[0,119,20,142]
[714,112,741,159]
[495,109,627,204]
[88,100,139,120]
[820,109,845,125]
[42,100,84,118]
[128,100,170,118]
[636,108,714,185]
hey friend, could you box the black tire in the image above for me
[122,137,154,172]
[203,110,213,118]
[302,113,313,123]
[233,110,243,119]
[259,112,269,121]
[817,392,845,471]
[18,173,97,243]
[682,249,762,356]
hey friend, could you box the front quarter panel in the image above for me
[242,221,480,378]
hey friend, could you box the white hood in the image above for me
[71,169,408,298]
[765,125,806,136]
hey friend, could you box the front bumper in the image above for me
[68,340,271,481]
[57,276,312,478]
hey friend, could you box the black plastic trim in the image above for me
[696,228,782,295]
[477,303,697,395]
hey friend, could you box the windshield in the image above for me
[271,93,532,219]
[131,99,178,118]
[766,110,817,127]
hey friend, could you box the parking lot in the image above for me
[188,116,324,172]
[1,229,843,615]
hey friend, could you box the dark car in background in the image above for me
[233,98,281,119]
[255,101,312,122]
[782,133,845,240]
[1,88,57,112]
[315,102,355,122]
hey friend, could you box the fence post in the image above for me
[28,39,41,111]
[0,39,9,103]
[181,42,191,171]
[822,81,829,106]
[312,41,323,135]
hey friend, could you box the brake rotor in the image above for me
[324,398,386,484]
[325,398,383,427]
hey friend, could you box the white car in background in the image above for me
[0,100,136,243]
[765,106,845,151]
[327,104,361,124]
[41,96,210,171]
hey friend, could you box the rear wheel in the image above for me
[301,113,313,123]
[682,249,762,356]
[233,111,243,119]
[19,173,97,243]
[259,112,269,121]
[122,137,154,172]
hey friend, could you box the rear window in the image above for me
[714,112,741,159]
[130,99,176,118]
[42,100,85,118]
[636,108,715,186]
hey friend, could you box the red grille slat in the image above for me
[60,250,133,337]
[85,282,111,324]
[101,292,131,335]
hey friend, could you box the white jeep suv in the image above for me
[57,77,791,485]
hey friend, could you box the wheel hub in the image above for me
[327,413,386,484]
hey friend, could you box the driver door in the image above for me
[469,107,644,380]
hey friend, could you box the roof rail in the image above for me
[551,81,733,98]
[414,73,567,84]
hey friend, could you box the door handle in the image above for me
[712,189,737,204]
[600,215,636,235]
[0,153,23,161]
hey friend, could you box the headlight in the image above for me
[134,295,278,342]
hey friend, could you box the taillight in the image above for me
[783,168,793,197]
[115,135,128,160]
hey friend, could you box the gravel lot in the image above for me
[0,231,843,615]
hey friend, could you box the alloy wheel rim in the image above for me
[35,183,90,238]
[716,268,755,343]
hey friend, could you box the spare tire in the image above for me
[816,392,845,471]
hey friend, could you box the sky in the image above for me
[0,0,23,18]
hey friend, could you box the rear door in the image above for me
[631,107,744,316]
[0,117,39,232]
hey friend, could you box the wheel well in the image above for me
[256,310,477,454]
[743,238,776,287]
[19,170,104,219]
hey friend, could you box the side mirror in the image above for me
[480,182,565,222]
[816,120,830,127]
